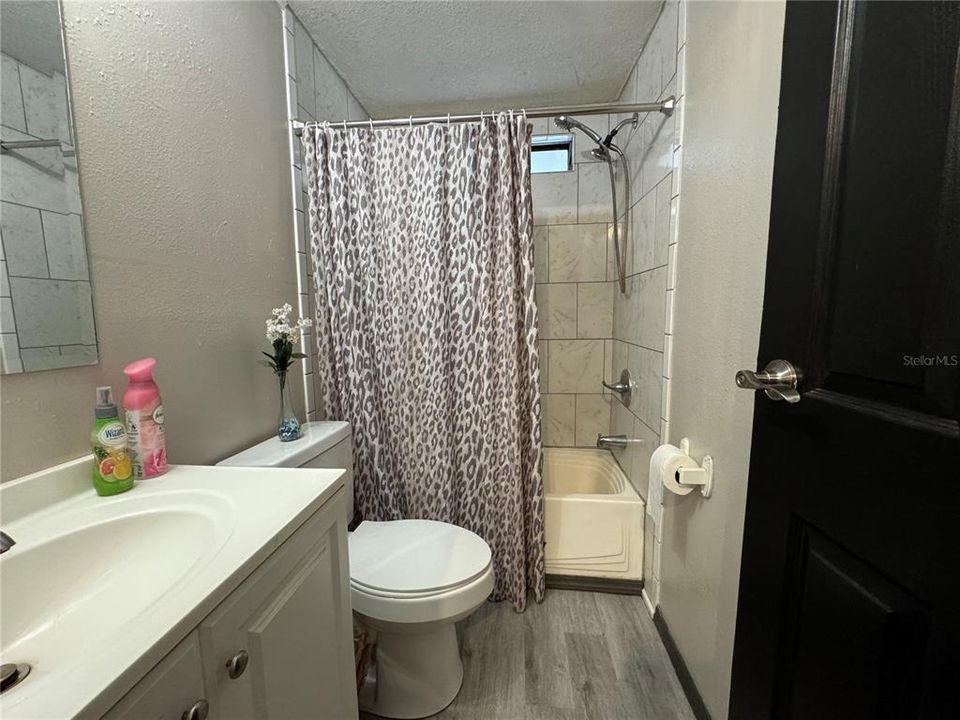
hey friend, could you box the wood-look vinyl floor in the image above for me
[363,589,697,720]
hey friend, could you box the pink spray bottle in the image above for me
[123,357,167,479]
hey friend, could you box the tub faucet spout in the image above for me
[596,434,628,450]
[1,531,15,554]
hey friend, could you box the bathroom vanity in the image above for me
[0,459,358,720]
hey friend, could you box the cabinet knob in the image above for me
[226,650,249,679]
[182,698,209,720]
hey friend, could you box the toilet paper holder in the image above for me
[676,438,714,499]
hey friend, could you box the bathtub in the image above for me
[543,448,645,580]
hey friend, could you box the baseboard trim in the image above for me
[653,609,713,720]
[545,574,644,595]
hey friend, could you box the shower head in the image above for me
[553,115,604,146]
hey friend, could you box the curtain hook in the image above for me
[342,119,347,132]
[369,117,374,131]
[447,112,451,127]
[409,115,413,128]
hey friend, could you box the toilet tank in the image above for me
[217,421,354,521]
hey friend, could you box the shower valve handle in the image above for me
[602,369,634,399]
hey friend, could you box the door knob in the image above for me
[735,359,802,403]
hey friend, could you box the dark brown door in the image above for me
[730,1,960,719]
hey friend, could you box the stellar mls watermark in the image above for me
[903,354,958,367]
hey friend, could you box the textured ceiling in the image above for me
[289,0,663,118]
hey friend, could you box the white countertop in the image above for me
[0,457,345,720]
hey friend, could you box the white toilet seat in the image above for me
[349,519,495,624]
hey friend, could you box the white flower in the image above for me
[265,304,311,345]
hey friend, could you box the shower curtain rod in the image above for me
[292,98,675,135]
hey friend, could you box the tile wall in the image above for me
[281,6,369,419]
[606,0,685,606]
[1,51,96,373]
[530,115,619,449]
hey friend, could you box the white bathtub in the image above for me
[543,448,644,580]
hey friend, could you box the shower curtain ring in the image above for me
[342,119,347,131]
[369,118,373,131]
[447,112,451,127]
[409,115,413,128]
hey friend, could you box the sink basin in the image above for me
[0,460,344,720]
[1,493,232,658]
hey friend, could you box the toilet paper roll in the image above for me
[650,444,699,497]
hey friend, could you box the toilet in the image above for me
[218,421,494,719]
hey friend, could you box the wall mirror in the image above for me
[1,0,97,374]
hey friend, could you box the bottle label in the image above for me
[126,403,167,479]
[94,421,132,484]
[97,421,127,448]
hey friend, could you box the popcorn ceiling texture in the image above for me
[289,0,662,117]
[0,1,299,480]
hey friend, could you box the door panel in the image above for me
[775,523,928,720]
[731,1,960,718]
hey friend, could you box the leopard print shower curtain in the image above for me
[302,114,545,610]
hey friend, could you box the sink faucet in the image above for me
[1,531,14,554]
[596,434,629,450]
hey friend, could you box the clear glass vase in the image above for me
[276,373,302,442]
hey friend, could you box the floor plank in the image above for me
[362,588,696,720]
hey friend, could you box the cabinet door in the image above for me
[200,493,357,720]
[103,632,207,720]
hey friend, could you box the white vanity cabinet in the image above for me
[102,490,357,720]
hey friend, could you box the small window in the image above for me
[531,133,574,174]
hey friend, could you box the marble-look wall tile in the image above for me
[1,261,9,297]
[609,399,642,488]
[611,339,629,385]
[347,93,367,122]
[0,297,15,332]
[0,129,70,213]
[532,170,578,225]
[8,277,95,347]
[613,268,667,350]
[1,54,26,132]
[535,283,577,339]
[549,338,604,393]
[0,332,22,373]
[538,339,549,392]
[1,202,47,277]
[577,162,610,223]
[603,338,614,390]
[643,515,656,582]
[575,394,611,446]
[577,282,613,338]
[20,346,92,372]
[293,19,316,117]
[533,226,548,280]
[283,25,296,79]
[314,46,347,121]
[631,343,664,432]
[548,224,607,282]
[42,211,88,281]
[541,394,575,446]
[18,64,69,143]
[641,105,676,198]
[632,187,657,274]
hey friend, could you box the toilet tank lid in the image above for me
[216,421,351,468]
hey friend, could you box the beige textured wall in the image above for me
[0,1,299,481]
[659,1,785,718]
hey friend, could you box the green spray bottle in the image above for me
[92,386,134,496]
